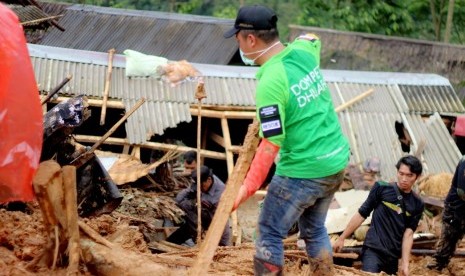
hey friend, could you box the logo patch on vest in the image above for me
[259,105,282,138]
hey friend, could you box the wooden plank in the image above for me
[63,166,80,275]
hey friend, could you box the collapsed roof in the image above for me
[29,43,464,182]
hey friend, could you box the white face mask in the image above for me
[240,49,256,66]
[239,41,280,66]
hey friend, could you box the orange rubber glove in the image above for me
[232,138,279,211]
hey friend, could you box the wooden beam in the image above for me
[50,96,256,120]
[190,107,255,119]
[52,97,125,109]
[221,118,235,175]
[209,133,242,154]
[74,135,226,160]
[209,132,225,148]
[230,145,242,153]
[195,104,256,112]
[221,118,240,245]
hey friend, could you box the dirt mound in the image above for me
[1,201,464,275]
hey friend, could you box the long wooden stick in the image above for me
[40,74,72,105]
[21,15,63,25]
[195,81,206,244]
[196,102,203,244]
[335,88,373,113]
[100,48,116,125]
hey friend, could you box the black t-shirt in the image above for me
[358,181,424,258]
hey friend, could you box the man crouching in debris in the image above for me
[167,165,231,246]
[427,156,465,271]
[333,155,424,276]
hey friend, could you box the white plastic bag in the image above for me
[124,49,168,78]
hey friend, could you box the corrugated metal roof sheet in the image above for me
[36,4,237,64]
[28,44,258,107]
[29,44,464,175]
[339,111,462,180]
[338,111,404,181]
[399,84,465,114]
[405,113,462,173]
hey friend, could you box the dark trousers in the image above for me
[361,246,398,275]
[433,208,465,266]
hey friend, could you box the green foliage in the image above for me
[297,0,465,44]
[212,5,237,20]
[44,0,465,44]
[297,0,415,36]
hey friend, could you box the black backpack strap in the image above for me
[391,182,407,223]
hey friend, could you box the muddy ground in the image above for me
[1,200,464,276]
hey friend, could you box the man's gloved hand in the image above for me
[201,200,213,210]
[231,138,279,211]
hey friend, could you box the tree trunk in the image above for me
[444,0,455,43]
[80,238,175,276]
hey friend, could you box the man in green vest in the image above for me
[225,4,350,275]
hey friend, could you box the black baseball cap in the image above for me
[223,5,278,38]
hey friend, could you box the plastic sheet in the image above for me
[0,4,43,203]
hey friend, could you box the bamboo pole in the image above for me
[21,15,63,25]
[195,81,206,244]
[74,135,226,160]
[52,97,125,109]
[100,48,116,125]
[190,108,255,119]
[221,117,240,245]
[40,74,72,105]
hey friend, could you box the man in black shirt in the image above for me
[333,155,424,275]
[427,156,465,271]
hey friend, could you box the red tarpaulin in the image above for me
[0,4,43,203]
[454,116,465,137]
